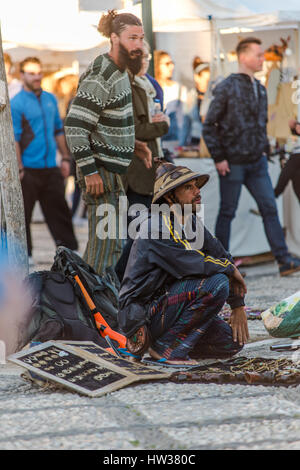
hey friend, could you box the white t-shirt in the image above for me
[8,79,22,99]
[162,81,188,127]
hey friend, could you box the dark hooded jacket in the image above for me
[202,73,269,164]
[118,211,245,337]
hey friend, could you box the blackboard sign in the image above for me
[8,341,138,397]
[59,341,170,381]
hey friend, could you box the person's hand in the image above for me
[151,112,164,122]
[135,140,152,169]
[152,113,170,126]
[229,306,249,346]
[60,160,71,179]
[230,266,247,297]
[215,160,230,176]
[84,173,104,197]
[19,168,25,181]
[289,119,300,135]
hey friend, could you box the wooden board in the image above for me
[8,341,138,397]
[59,341,170,381]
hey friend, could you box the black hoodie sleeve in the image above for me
[202,81,229,163]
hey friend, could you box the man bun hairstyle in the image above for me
[98,9,142,38]
[236,37,262,57]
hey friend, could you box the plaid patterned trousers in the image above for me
[149,274,243,360]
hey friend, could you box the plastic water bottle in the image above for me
[153,98,161,115]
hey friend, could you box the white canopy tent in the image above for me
[0,0,104,51]
[2,0,300,51]
[151,0,300,32]
[148,1,300,76]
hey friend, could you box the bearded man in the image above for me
[118,163,249,366]
[65,10,152,275]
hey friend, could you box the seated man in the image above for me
[118,163,249,366]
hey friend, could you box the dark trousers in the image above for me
[127,187,153,222]
[115,188,153,282]
[215,156,289,262]
[21,168,78,256]
[149,274,243,360]
[274,153,300,203]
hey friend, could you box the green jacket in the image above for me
[124,79,169,195]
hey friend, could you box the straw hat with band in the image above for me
[152,163,210,204]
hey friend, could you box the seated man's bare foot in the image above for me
[148,347,198,366]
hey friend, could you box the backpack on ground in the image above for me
[24,270,108,348]
[51,246,120,330]
[51,246,127,351]
[22,247,128,352]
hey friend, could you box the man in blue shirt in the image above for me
[11,57,78,263]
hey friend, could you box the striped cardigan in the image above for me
[64,53,135,176]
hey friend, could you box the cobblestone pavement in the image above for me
[1,221,300,451]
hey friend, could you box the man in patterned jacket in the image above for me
[64,10,151,275]
[203,37,300,277]
[118,163,248,366]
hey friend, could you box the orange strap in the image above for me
[74,275,126,348]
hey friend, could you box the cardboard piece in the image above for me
[267,83,298,139]
[59,341,170,381]
[8,341,138,397]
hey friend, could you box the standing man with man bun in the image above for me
[65,10,151,275]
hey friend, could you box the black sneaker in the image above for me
[279,257,300,277]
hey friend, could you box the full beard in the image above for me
[118,42,143,76]
[171,193,200,215]
[25,80,42,95]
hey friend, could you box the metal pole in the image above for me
[141,0,154,76]
[297,23,300,123]
[208,15,217,81]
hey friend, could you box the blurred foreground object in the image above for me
[0,249,32,358]
[262,290,300,338]
[0,25,28,276]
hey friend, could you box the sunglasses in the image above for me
[21,71,43,77]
